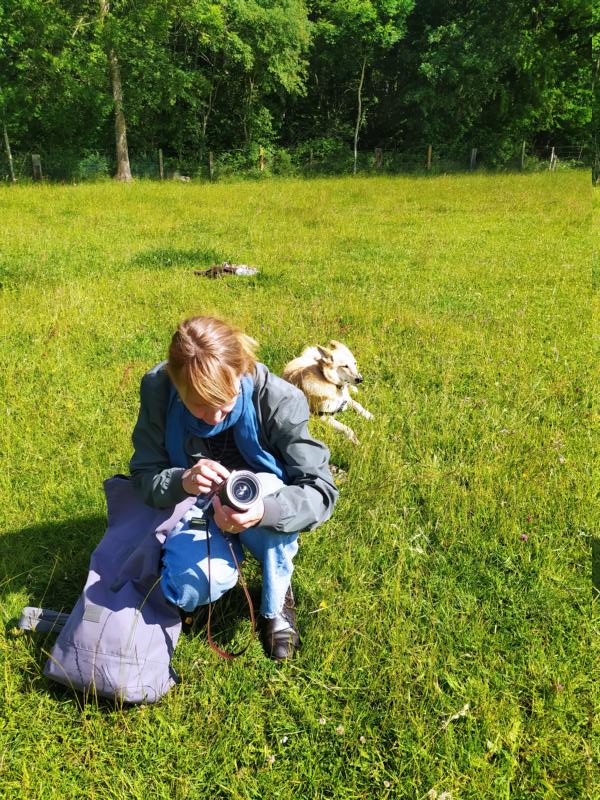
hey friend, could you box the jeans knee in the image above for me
[239,528,299,566]
[161,560,238,612]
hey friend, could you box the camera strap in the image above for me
[205,525,256,660]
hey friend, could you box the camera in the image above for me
[217,470,263,512]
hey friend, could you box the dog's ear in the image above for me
[316,345,334,362]
[329,339,344,350]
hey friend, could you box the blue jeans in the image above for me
[160,474,299,619]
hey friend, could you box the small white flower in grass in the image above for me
[335,725,345,735]
[383,780,390,788]
[359,735,366,744]
[441,703,470,730]
[319,716,326,725]
[280,736,288,744]
[267,755,275,765]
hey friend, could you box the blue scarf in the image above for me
[165,373,286,480]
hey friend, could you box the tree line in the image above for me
[0,0,592,180]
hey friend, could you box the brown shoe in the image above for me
[258,586,300,661]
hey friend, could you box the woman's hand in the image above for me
[182,459,230,496]
[212,495,265,534]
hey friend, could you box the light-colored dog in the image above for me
[282,340,373,443]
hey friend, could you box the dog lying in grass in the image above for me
[282,340,373,444]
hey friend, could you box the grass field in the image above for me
[0,173,595,799]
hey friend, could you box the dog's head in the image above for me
[316,340,363,387]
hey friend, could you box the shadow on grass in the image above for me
[130,247,285,290]
[131,247,224,270]
[0,513,269,629]
[0,515,106,618]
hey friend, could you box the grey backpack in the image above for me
[43,476,195,703]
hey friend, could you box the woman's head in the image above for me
[167,316,257,418]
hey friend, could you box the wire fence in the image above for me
[1,142,592,183]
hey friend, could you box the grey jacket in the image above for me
[129,362,338,533]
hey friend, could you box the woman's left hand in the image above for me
[212,495,265,533]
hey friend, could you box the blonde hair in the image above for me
[167,316,257,407]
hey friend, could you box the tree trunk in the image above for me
[99,0,132,182]
[109,50,132,181]
[243,78,255,146]
[2,122,16,183]
[202,83,219,139]
[353,55,367,176]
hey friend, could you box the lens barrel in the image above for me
[218,470,262,512]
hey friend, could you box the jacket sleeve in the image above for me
[259,388,338,533]
[129,370,190,508]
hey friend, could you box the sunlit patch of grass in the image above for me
[0,173,594,799]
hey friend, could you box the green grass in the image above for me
[0,173,595,799]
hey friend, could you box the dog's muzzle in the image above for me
[354,374,364,384]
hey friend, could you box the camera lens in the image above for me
[220,471,262,511]
[232,478,257,504]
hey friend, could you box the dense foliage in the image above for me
[0,0,592,176]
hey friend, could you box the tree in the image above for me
[218,0,310,147]
[0,0,110,176]
[98,0,131,180]
[146,0,309,152]
[310,0,414,172]
[0,0,591,176]
[394,0,591,163]
[592,0,599,181]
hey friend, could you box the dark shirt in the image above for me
[190,428,250,472]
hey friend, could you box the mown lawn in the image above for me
[0,172,594,799]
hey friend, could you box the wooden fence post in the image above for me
[470,148,478,170]
[2,123,16,182]
[259,146,265,172]
[520,140,526,170]
[549,147,557,171]
[158,148,164,180]
[32,154,43,181]
[427,144,432,170]
[374,147,382,169]
[208,150,214,181]
[309,148,313,171]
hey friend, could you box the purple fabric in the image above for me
[44,476,195,704]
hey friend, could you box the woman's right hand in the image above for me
[182,459,230,496]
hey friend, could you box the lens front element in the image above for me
[220,470,262,512]
[232,478,256,504]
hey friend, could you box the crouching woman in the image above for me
[129,316,338,660]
